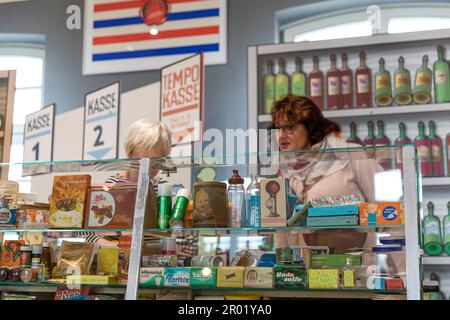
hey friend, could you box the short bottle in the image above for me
[326,54,342,110]
[340,53,353,109]
[31,246,42,269]
[394,56,413,105]
[394,122,412,172]
[414,55,433,104]
[375,58,393,107]
[424,202,443,256]
[443,202,450,255]
[342,257,355,289]
[169,189,191,229]
[346,122,362,145]
[275,59,289,101]
[228,170,245,228]
[414,121,432,177]
[291,57,306,97]
[246,174,261,228]
[355,51,372,108]
[309,56,325,110]
[429,121,444,177]
[263,60,275,114]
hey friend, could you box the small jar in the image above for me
[31,246,42,268]
[0,268,8,282]
[20,246,32,268]
[8,268,21,282]
[20,268,33,283]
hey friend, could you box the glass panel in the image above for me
[0,56,43,89]
[388,17,450,34]
[294,21,372,42]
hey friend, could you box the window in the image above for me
[282,3,450,43]
[0,45,45,192]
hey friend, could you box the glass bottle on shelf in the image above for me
[263,59,275,114]
[346,122,362,145]
[394,56,413,106]
[342,257,355,289]
[355,51,372,108]
[246,174,261,228]
[326,54,342,110]
[423,201,444,256]
[340,53,353,109]
[429,121,444,177]
[291,57,306,97]
[275,59,289,101]
[414,121,432,177]
[309,55,324,110]
[375,58,393,107]
[374,120,392,170]
[414,55,433,104]
[433,45,450,103]
[228,170,245,228]
[447,132,450,177]
[394,122,413,171]
[443,201,450,255]
[363,120,375,146]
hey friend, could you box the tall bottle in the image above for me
[228,170,245,228]
[355,51,372,108]
[414,121,432,177]
[340,53,353,109]
[291,57,306,97]
[394,122,413,171]
[326,54,342,110]
[374,120,392,170]
[363,121,375,146]
[443,201,450,255]
[275,59,289,101]
[375,58,393,107]
[414,55,433,104]
[346,122,362,145]
[309,56,324,110]
[394,56,413,105]
[246,174,261,228]
[263,60,275,114]
[429,121,444,177]
[433,45,450,103]
[423,202,443,256]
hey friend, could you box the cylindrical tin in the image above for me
[276,247,292,264]
[292,247,311,268]
[186,255,224,267]
[157,184,172,229]
[143,254,178,267]
[193,182,228,228]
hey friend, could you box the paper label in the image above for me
[435,70,448,85]
[416,72,431,87]
[425,220,440,235]
[376,74,390,89]
[310,78,322,97]
[341,76,351,94]
[357,75,369,93]
[327,76,340,96]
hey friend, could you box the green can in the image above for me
[169,189,191,228]
[157,184,172,229]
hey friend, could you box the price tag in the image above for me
[83,82,120,160]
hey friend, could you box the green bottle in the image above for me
[275,59,289,101]
[394,56,413,105]
[291,57,306,97]
[414,55,433,104]
[263,60,275,114]
[375,58,393,107]
[423,201,444,256]
[443,201,450,255]
[433,45,450,103]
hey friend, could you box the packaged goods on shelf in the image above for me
[86,183,137,229]
[15,203,50,229]
[54,286,89,300]
[156,290,192,300]
[190,267,217,289]
[193,182,228,228]
[244,267,273,288]
[308,269,339,289]
[216,267,245,288]
[307,204,359,217]
[1,240,24,268]
[97,247,119,276]
[358,202,404,226]
[49,175,91,229]
[139,267,165,287]
[164,267,190,287]
[306,215,358,227]
[260,178,289,227]
[273,264,307,289]
[66,275,115,285]
[311,254,361,268]
[52,241,95,278]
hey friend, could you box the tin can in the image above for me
[20,268,33,283]
[144,254,177,267]
[276,247,292,264]
[157,184,172,229]
[292,247,311,268]
[186,255,224,267]
[193,182,228,228]
[20,246,32,268]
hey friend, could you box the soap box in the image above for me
[312,254,361,268]
[308,269,339,289]
[164,268,190,287]
[306,215,358,227]
[190,267,217,289]
[139,267,165,287]
[273,265,307,289]
[260,178,289,227]
[244,267,273,288]
[359,202,404,226]
[307,205,359,217]
[217,267,245,288]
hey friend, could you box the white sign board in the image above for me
[23,104,55,175]
[83,82,120,160]
[161,53,204,145]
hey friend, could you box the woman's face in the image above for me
[275,116,310,151]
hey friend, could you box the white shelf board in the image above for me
[423,256,450,266]
[422,177,450,187]
[258,103,450,123]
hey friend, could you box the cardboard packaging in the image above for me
[190,267,217,289]
[66,275,116,285]
[0,240,25,268]
[359,202,404,226]
[217,267,245,288]
[306,215,358,227]
[85,183,137,229]
[97,247,119,276]
[139,267,165,287]
[15,204,50,229]
[273,265,307,289]
[164,268,190,287]
[312,254,361,268]
[244,267,273,288]
[260,178,289,227]
[308,269,339,289]
[49,175,91,229]
[308,205,359,217]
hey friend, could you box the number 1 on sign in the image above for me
[32,142,40,161]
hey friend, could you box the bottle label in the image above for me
[343,270,355,288]
[376,74,391,90]
[416,72,431,88]
[435,70,448,85]
[425,220,440,236]
[417,145,431,162]
[291,74,306,96]
[396,149,402,165]
[310,78,322,97]
[432,144,442,160]
[247,195,261,227]
[444,220,450,242]
[327,76,340,96]
[341,75,352,94]
[395,73,410,88]
[357,75,369,93]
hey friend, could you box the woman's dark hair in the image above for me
[271,94,341,145]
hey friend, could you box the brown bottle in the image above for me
[355,51,372,108]
[340,53,353,109]
[309,56,325,110]
[326,54,342,110]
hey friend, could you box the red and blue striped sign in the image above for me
[83,0,227,75]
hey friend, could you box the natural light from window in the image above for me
[294,21,372,42]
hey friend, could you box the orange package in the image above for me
[359,202,404,226]
[1,240,25,268]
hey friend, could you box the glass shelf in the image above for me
[0,228,132,233]
[0,281,127,289]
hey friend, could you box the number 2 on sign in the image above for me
[32,142,40,161]
[94,125,104,147]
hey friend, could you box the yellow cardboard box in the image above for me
[308,269,339,289]
[217,267,245,288]
[244,267,273,288]
[66,275,116,285]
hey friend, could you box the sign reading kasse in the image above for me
[161,53,204,145]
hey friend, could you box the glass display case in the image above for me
[0,145,421,300]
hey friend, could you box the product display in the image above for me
[429,121,444,177]
[359,202,404,226]
[245,174,261,228]
[157,184,172,229]
[346,122,362,145]
[394,122,413,171]
[217,267,245,288]
[374,120,392,170]
[169,189,190,228]
[228,170,245,228]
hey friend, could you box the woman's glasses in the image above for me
[270,123,297,134]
